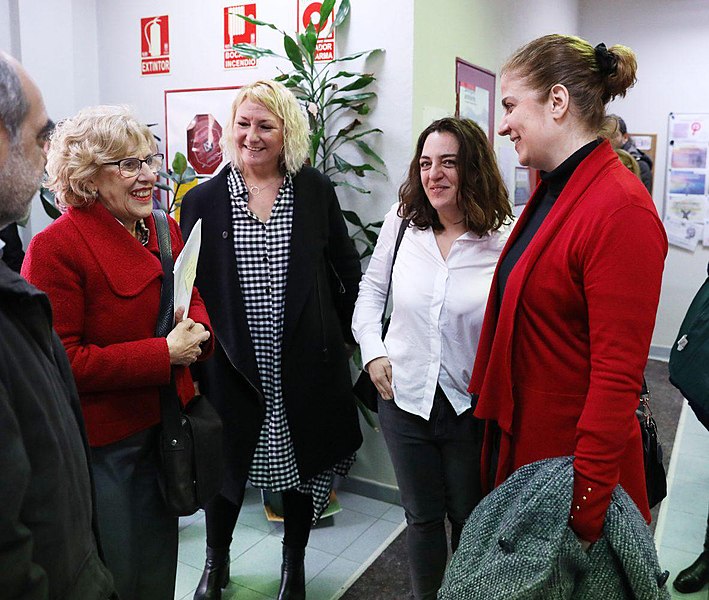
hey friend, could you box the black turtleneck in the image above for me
[497,138,601,303]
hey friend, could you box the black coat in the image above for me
[0,262,115,599]
[180,165,362,502]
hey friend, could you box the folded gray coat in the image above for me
[438,456,670,600]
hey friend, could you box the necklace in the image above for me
[245,176,282,197]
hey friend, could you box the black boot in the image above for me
[674,550,709,594]
[276,544,305,600]
[194,546,230,600]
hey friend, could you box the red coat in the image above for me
[469,141,667,541]
[22,202,213,447]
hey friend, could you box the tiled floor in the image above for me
[175,488,406,600]
[655,401,709,600]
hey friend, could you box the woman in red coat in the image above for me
[22,106,214,600]
[469,35,667,547]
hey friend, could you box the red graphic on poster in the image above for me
[297,1,335,62]
[141,15,170,75]
[224,5,257,69]
[187,114,223,175]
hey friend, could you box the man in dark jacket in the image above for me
[0,51,115,599]
[610,114,654,192]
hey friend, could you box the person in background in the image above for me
[180,79,362,600]
[609,114,653,192]
[615,147,642,178]
[352,117,513,600]
[22,105,214,600]
[0,51,116,599]
[469,34,667,554]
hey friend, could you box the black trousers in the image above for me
[377,386,483,600]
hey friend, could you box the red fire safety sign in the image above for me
[141,15,171,76]
[297,1,335,62]
[224,4,257,69]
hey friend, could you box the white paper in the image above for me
[173,218,202,320]
[664,216,702,251]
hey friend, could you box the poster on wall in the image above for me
[454,58,495,142]
[224,5,257,70]
[165,86,241,178]
[664,113,709,250]
[297,1,335,62]
[141,15,170,76]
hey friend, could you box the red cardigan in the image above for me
[469,141,667,541]
[22,202,213,447]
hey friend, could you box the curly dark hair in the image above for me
[398,117,511,235]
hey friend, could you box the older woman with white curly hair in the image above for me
[22,105,214,600]
[181,79,362,600]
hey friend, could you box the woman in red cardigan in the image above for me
[469,35,667,549]
[22,106,214,600]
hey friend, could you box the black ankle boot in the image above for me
[194,546,230,600]
[276,544,305,600]
[674,550,709,594]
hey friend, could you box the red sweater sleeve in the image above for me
[570,204,666,541]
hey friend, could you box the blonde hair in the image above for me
[503,34,638,134]
[615,148,641,178]
[221,80,310,175]
[46,105,154,207]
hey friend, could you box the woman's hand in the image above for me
[366,357,393,400]
[166,306,211,366]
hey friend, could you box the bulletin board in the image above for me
[663,113,709,251]
[455,58,496,142]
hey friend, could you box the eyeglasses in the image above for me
[103,153,164,178]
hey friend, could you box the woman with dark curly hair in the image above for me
[352,117,512,600]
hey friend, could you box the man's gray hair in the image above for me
[0,54,29,144]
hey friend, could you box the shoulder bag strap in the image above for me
[380,217,409,327]
[152,210,184,447]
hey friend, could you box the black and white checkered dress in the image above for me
[228,167,354,521]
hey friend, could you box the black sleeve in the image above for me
[637,158,653,193]
[325,183,361,344]
[0,224,25,273]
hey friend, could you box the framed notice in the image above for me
[455,58,495,142]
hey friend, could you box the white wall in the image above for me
[579,0,709,353]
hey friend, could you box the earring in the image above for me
[89,189,98,199]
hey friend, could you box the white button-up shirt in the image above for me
[352,203,511,419]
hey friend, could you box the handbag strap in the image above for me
[380,217,410,327]
[152,210,184,448]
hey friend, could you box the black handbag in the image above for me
[637,377,667,509]
[353,217,409,412]
[153,209,224,517]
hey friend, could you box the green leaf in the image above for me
[354,103,370,115]
[318,0,337,32]
[339,74,375,92]
[355,139,385,165]
[274,73,289,82]
[363,227,379,244]
[39,188,61,219]
[299,27,317,60]
[233,43,282,60]
[334,0,351,27]
[329,92,376,106]
[332,180,370,194]
[342,209,364,228]
[177,166,197,184]
[155,181,172,192]
[331,48,384,63]
[238,14,280,31]
[283,35,305,71]
[171,152,187,176]
[310,127,324,164]
[332,127,383,143]
[335,119,362,138]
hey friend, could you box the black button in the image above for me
[222,231,228,239]
[263,255,268,262]
[657,570,670,587]
[498,537,514,553]
[265,286,271,294]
